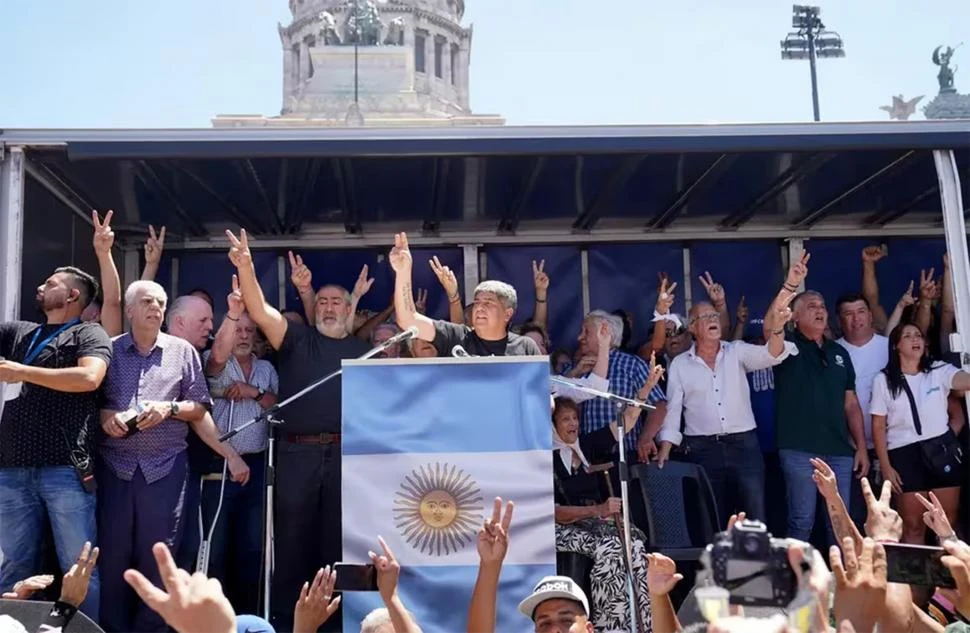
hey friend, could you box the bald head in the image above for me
[167,295,214,350]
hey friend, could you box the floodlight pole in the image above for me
[808,31,820,122]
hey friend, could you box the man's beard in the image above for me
[36,295,66,315]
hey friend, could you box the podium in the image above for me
[339,356,556,633]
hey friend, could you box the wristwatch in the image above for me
[170,400,180,417]
[257,387,266,400]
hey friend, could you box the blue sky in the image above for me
[0,0,967,127]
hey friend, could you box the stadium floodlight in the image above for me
[780,4,846,121]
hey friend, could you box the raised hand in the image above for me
[919,268,937,301]
[477,497,514,565]
[288,251,312,293]
[810,458,840,501]
[861,479,902,543]
[369,536,401,604]
[226,229,252,269]
[352,265,375,300]
[145,225,166,265]
[124,542,236,633]
[429,256,459,299]
[916,491,957,541]
[60,541,100,608]
[293,566,339,633]
[831,537,887,633]
[389,232,413,274]
[227,275,244,318]
[698,272,726,306]
[414,288,428,314]
[646,553,683,596]
[642,351,664,393]
[861,246,885,264]
[656,277,677,315]
[532,260,550,294]
[726,511,747,531]
[786,251,811,288]
[92,210,115,256]
[766,291,796,331]
[897,281,916,309]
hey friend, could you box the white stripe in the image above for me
[342,450,556,567]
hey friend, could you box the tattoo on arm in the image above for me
[402,282,416,313]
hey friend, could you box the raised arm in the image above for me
[861,246,889,332]
[389,233,435,342]
[698,271,730,339]
[227,230,288,350]
[885,281,915,336]
[646,276,677,355]
[289,251,316,326]
[531,259,549,329]
[207,276,244,378]
[92,210,123,336]
[430,255,464,324]
[141,225,165,281]
[915,268,936,337]
[467,499,513,633]
[941,253,955,352]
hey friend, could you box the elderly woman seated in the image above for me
[552,395,655,633]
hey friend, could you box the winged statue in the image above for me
[879,95,924,120]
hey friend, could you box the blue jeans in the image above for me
[778,449,853,543]
[0,467,100,621]
[200,452,265,615]
[684,430,766,525]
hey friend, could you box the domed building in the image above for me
[213,0,503,127]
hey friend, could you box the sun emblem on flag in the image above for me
[393,462,484,556]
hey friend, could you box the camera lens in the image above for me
[742,534,761,556]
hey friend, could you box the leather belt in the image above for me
[285,432,341,445]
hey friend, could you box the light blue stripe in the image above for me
[341,563,556,633]
[341,360,552,455]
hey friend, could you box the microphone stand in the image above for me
[217,328,417,621]
[550,376,652,633]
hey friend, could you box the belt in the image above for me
[285,432,341,445]
[686,429,754,442]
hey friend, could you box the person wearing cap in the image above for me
[518,575,594,633]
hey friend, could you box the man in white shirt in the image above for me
[656,296,796,523]
[835,293,888,527]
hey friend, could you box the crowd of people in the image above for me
[0,208,968,633]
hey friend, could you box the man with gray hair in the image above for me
[563,310,667,460]
[389,233,541,357]
[773,266,869,543]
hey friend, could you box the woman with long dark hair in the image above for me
[871,323,970,543]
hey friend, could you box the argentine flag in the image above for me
[341,356,557,633]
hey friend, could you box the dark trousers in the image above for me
[683,430,766,525]
[271,442,342,632]
[176,434,212,572]
[97,452,188,633]
[200,451,266,615]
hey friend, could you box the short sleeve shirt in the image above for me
[431,321,542,357]
[0,320,112,467]
[203,351,279,455]
[870,362,959,450]
[100,332,212,483]
[276,322,370,434]
[774,331,856,456]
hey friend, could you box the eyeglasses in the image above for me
[665,325,687,337]
[689,312,720,325]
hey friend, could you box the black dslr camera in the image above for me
[701,519,800,607]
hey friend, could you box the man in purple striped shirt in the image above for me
[96,280,212,633]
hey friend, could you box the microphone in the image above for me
[451,345,472,358]
[385,325,419,347]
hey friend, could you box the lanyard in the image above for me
[22,319,80,366]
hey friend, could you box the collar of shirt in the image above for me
[121,331,170,355]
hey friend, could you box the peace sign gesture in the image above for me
[698,271,725,306]
[288,251,312,293]
[532,260,549,293]
[477,497,514,565]
[145,225,166,265]
[389,232,412,273]
[656,277,678,315]
[786,251,811,288]
[226,229,252,268]
[429,255,459,299]
[227,275,244,318]
[919,268,937,301]
[92,210,115,256]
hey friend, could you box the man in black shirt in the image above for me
[389,232,542,357]
[227,230,369,632]
[0,266,111,623]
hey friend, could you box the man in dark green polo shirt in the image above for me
[774,289,869,543]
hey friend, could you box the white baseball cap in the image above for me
[517,575,590,620]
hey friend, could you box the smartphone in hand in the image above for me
[333,563,378,592]
[884,542,955,588]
